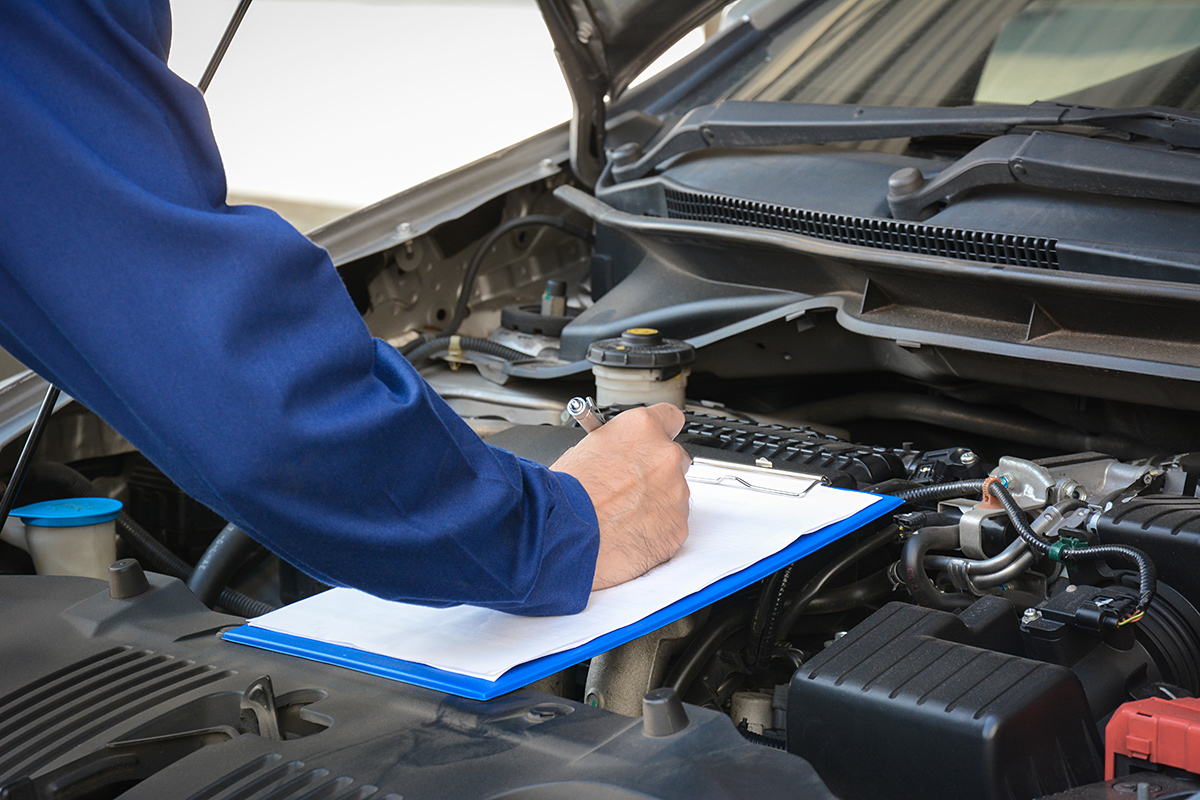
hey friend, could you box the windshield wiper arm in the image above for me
[610,100,1200,183]
[887,131,1200,220]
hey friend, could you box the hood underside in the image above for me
[535,0,727,185]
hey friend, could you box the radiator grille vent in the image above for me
[0,646,233,782]
[189,755,399,800]
[663,187,1059,269]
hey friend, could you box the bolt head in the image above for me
[1021,608,1042,624]
[888,167,927,196]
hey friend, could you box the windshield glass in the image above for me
[731,0,1200,111]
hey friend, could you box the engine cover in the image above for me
[0,574,836,800]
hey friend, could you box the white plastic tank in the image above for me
[11,497,122,581]
[585,328,696,408]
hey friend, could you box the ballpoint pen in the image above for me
[566,396,606,433]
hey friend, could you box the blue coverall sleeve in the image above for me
[0,2,600,615]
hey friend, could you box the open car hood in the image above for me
[535,0,726,185]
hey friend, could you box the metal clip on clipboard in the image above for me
[688,456,830,497]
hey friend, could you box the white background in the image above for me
[168,0,702,221]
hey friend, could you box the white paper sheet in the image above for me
[248,462,878,681]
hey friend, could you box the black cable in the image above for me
[736,721,786,750]
[749,565,793,666]
[404,336,529,367]
[216,585,278,619]
[188,523,259,607]
[0,385,60,530]
[891,479,986,504]
[774,525,900,642]
[197,0,254,94]
[988,480,1156,619]
[441,215,593,338]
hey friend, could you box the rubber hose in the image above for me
[900,525,975,611]
[188,523,258,606]
[21,463,277,616]
[892,479,986,504]
[773,525,900,641]
[665,606,753,696]
[404,336,528,366]
[989,481,1157,615]
[803,570,895,614]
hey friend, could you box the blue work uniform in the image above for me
[0,2,599,615]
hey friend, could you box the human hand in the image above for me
[551,403,691,591]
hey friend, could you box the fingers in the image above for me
[641,402,686,439]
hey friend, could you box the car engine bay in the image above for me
[8,0,1200,792]
[7,138,1200,798]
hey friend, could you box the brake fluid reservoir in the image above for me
[586,328,695,408]
[11,497,122,581]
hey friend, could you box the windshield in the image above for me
[731,0,1200,111]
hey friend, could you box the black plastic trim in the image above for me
[663,186,1059,269]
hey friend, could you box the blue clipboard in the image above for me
[223,491,902,701]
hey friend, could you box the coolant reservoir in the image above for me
[586,328,695,408]
[11,497,122,581]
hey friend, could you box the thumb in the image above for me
[642,403,686,439]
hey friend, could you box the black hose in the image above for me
[19,463,277,617]
[773,525,901,642]
[892,479,986,504]
[404,336,529,367]
[989,481,1156,619]
[188,523,258,607]
[665,605,753,696]
[900,524,975,611]
[804,570,895,614]
[442,215,593,338]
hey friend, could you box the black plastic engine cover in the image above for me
[0,574,836,800]
[787,598,1102,800]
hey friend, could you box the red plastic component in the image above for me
[1106,697,1200,779]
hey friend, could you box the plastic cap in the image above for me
[586,329,696,370]
[12,497,123,528]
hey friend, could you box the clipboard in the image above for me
[223,465,902,701]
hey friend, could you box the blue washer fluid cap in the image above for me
[11,497,123,527]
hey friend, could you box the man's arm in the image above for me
[0,1,688,615]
